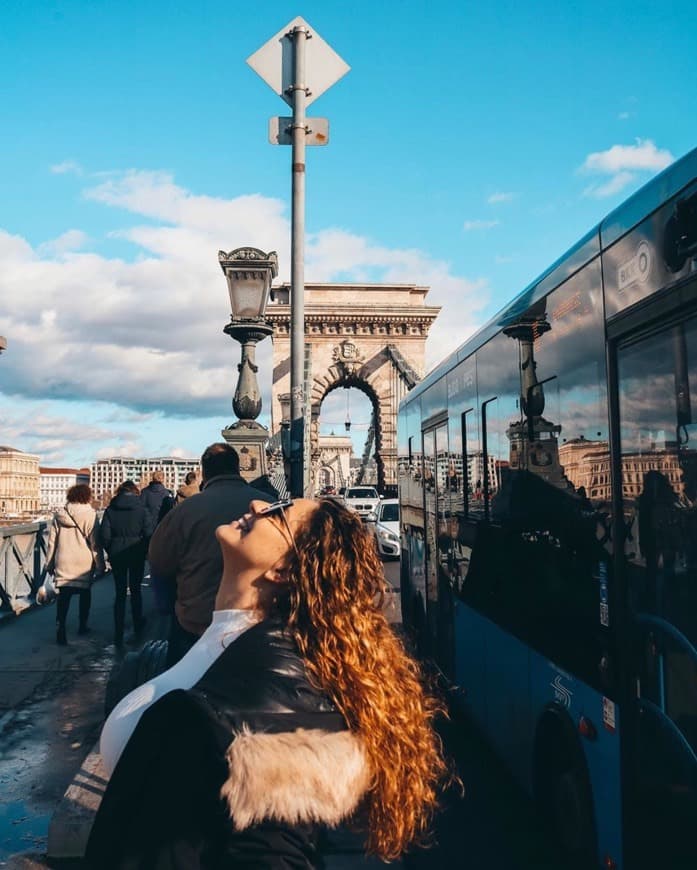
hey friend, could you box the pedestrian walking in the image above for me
[174,470,199,504]
[89,497,450,868]
[148,443,271,666]
[100,480,149,646]
[45,484,102,645]
[140,469,174,538]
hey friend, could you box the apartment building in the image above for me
[90,456,200,504]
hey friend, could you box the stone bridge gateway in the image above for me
[267,283,440,494]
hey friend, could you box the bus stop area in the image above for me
[0,569,560,870]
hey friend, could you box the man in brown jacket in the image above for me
[175,470,199,504]
[148,443,270,665]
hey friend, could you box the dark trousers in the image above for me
[56,587,91,631]
[166,616,199,668]
[112,557,145,641]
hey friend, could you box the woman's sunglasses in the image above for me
[254,499,299,558]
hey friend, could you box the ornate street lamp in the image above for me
[219,247,278,482]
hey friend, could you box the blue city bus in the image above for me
[398,147,697,869]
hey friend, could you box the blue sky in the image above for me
[1,0,695,466]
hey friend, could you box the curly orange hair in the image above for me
[281,498,451,861]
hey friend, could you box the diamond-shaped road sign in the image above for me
[246,16,350,107]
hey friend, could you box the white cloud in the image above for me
[579,138,674,198]
[50,160,83,175]
[1,168,487,428]
[581,139,673,174]
[617,111,631,120]
[0,406,131,465]
[95,441,145,460]
[487,192,515,204]
[463,219,500,231]
[38,229,89,256]
[583,171,636,199]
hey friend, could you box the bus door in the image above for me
[615,308,697,863]
[422,420,450,668]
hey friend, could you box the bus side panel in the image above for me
[453,599,488,734]
[484,620,533,790]
[529,654,624,869]
[453,599,533,790]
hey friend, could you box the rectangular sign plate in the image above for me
[269,117,329,146]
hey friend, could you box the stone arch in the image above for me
[310,366,386,492]
[267,283,440,495]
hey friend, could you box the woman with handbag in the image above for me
[87,497,452,868]
[45,483,102,645]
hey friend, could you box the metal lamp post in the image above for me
[220,247,278,482]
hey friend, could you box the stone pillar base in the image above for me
[221,421,269,483]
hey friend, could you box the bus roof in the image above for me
[403,145,697,409]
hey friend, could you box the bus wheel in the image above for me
[549,763,596,868]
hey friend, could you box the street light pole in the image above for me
[289,24,308,498]
[247,15,349,496]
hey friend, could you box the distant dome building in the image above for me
[0,446,41,517]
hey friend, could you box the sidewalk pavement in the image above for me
[0,572,157,868]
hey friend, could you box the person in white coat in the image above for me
[45,484,102,645]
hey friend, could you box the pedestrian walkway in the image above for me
[0,571,150,867]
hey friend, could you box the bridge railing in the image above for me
[0,521,49,615]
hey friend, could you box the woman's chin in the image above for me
[216,524,240,547]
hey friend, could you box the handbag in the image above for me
[37,519,60,605]
[36,572,57,605]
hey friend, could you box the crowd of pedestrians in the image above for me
[43,442,450,868]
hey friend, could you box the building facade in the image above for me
[39,467,91,511]
[0,446,40,518]
[90,456,200,505]
[316,434,353,492]
[558,438,688,504]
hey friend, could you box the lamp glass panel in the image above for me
[228,278,268,318]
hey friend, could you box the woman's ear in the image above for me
[263,564,289,585]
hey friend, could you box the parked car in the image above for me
[343,486,381,519]
[366,498,400,559]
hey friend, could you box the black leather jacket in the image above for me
[86,615,369,870]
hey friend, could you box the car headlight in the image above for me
[377,527,399,542]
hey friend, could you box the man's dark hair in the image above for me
[118,480,139,495]
[200,443,239,481]
[184,471,198,485]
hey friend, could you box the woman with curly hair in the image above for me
[44,483,101,645]
[87,497,451,869]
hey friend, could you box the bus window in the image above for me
[490,268,610,685]
[618,311,697,860]
[473,332,520,522]
[458,332,519,616]
[446,359,477,593]
[421,422,453,668]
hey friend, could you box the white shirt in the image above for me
[100,609,261,776]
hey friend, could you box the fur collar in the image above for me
[221,727,371,830]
